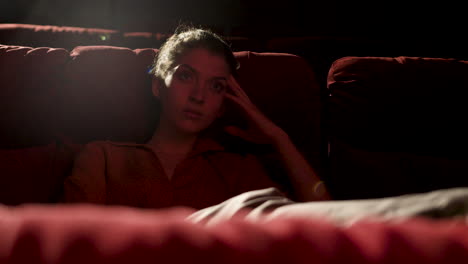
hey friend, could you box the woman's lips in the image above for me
[183,109,203,119]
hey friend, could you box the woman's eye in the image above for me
[212,82,226,93]
[177,71,192,81]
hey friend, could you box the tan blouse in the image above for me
[63,136,281,209]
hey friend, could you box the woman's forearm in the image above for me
[222,75,331,201]
[271,132,331,202]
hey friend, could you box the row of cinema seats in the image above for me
[0,43,323,205]
[3,23,468,93]
[0,23,264,52]
[2,23,468,205]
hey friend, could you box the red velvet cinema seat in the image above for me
[2,203,468,264]
[0,23,120,50]
[57,46,158,145]
[0,45,73,205]
[326,56,468,200]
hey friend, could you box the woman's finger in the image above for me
[225,93,269,129]
[226,77,244,98]
[228,76,251,102]
[225,91,264,114]
[225,94,249,110]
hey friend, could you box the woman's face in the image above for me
[153,48,230,135]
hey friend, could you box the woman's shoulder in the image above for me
[74,140,150,163]
[77,140,136,155]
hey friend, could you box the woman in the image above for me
[63,25,330,209]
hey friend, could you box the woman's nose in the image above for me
[188,82,205,104]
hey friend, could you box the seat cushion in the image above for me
[0,142,76,205]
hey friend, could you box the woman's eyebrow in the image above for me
[177,64,196,73]
[179,64,227,81]
[212,76,227,81]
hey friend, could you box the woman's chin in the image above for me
[177,120,209,135]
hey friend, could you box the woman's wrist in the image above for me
[270,129,291,148]
[269,129,331,201]
[311,180,330,200]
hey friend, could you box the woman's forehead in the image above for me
[176,48,230,77]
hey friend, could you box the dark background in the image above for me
[1,0,465,38]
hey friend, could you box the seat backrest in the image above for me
[58,46,158,145]
[232,51,323,176]
[327,56,468,199]
[0,45,69,148]
[0,45,74,205]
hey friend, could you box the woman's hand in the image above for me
[223,75,287,145]
[224,75,331,201]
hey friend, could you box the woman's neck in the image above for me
[146,118,198,155]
